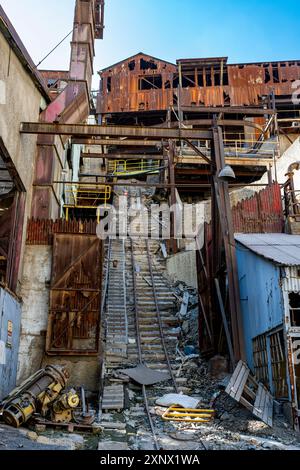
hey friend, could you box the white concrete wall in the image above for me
[166,250,198,288]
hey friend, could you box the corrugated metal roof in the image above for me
[235,233,300,266]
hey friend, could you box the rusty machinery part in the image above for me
[51,389,80,424]
[1,365,70,428]
[73,387,95,425]
[72,410,95,426]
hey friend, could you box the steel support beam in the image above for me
[175,106,276,116]
[20,122,212,140]
[73,138,163,146]
[81,153,165,160]
[211,124,245,362]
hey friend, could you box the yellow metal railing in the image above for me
[64,183,111,222]
[108,159,160,176]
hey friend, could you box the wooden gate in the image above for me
[46,233,102,355]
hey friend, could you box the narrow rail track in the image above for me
[101,187,206,450]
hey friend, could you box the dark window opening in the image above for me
[205,69,212,87]
[139,75,162,90]
[214,73,221,86]
[173,76,179,88]
[223,71,229,86]
[140,58,158,71]
[47,78,58,89]
[198,72,204,87]
[128,60,136,71]
[181,74,196,87]
[289,293,300,326]
[164,80,171,89]
[264,67,271,84]
[107,77,112,93]
[272,67,280,83]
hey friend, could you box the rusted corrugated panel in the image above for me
[26,218,98,245]
[232,183,284,234]
[98,56,300,113]
[46,233,102,355]
[98,53,177,114]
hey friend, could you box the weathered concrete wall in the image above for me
[17,246,52,383]
[0,29,46,290]
[166,251,197,288]
[0,287,22,399]
[17,245,100,391]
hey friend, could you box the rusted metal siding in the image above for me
[46,233,102,356]
[26,218,98,245]
[98,53,177,114]
[232,183,284,234]
[98,55,300,113]
[198,184,284,356]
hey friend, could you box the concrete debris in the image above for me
[156,394,200,409]
[98,441,129,450]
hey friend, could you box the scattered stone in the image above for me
[208,356,229,379]
[34,424,46,433]
[27,431,38,441]
[98,441,129,450]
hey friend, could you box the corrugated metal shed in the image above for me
[235,233,300,266]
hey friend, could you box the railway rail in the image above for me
[100,186,205,450]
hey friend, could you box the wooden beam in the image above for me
[20,122,212,140]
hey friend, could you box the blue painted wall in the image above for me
[236,243,284,371]
[0,287,21,399]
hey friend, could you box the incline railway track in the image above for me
[130,235,178,450]
[100,186,206,450]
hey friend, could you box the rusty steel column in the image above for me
[211,124,245,362]
[31,0,104,219]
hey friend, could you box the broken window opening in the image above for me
[139,75,162,90]
[140,58,158,71]
[106,77,112,93]
[289,292,300,327]
[205,68,212,87]
[214,73,221,86]
[272,66,280,83]
[264,65,271,84]
[253,330,288,398]
[181,74,196,88]
[197,72,204,87]
[223,71,229,86]
[253,335,269,386]
[128,60,136,71]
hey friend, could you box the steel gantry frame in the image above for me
[20,120,245,361]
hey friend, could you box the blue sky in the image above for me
[1,0,300,89]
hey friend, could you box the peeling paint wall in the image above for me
[0,287,21,399]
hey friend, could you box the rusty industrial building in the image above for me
[1,0,300,452]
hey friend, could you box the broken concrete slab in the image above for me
[156,393,200,409]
